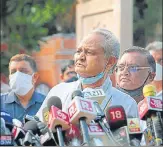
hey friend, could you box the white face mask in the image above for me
[9,71,34,96]
[154,63,162,81]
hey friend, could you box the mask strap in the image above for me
[142,72,151,87]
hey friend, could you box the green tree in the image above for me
[1,0,76,76]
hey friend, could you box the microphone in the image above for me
[23,120,41,146]
[37,121,57,146]
[47,96,70,146]
[0,118,10,135]
[42,107,49,124]
[65,124,81,146]
[68,90,96,146]
[83,88,105,104]
[127,117,142,146]
[0,111,13,132]
[138,84,163,146]
[83,88,112,112]
[87,123,111,146]
[0,118,13,146]
[105,106,133,145]
[23,114,40,123]
[127,117,142,134]
[12,119,25,146]
[106,105,127,130]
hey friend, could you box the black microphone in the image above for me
[23,114,40,123]
[106,105,127,130]
[105,106,130,146]
[23,120,41,146]
[37,121,57,146]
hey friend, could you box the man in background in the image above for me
[115,46,156,103]
[1,54,45,122]
[60,60,78,83]
[145,41,162,98]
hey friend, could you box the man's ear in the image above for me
[60,74,64,81]
[148,72,156,82]
[105,56,117,69]
[33,72,39,85]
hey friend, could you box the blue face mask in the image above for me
[77,72,104,85]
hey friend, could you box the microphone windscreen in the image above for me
[71,90,83,99]
[23,120,39,135]
[47,96,62,110]
[105,105,127,130]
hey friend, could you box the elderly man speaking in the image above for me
[36,28,138,121]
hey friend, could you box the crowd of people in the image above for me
[0,28,162,146]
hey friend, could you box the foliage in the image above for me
[133,0,162,47]
[1,0,76,76]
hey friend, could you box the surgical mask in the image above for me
[77,60,113,85]
[77,72,104,85]
[154,63,162,81]
[9,71,34,96]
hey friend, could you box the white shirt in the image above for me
[36,77,138,122]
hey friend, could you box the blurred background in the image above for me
[0,0,162,91]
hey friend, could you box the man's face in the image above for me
[61,65,77,82]
[74,34,107,78]
[116,52,152,90]
[9,61,38,85]
[149,49,162,66]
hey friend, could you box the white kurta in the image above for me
[36,77,139,122]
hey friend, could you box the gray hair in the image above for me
[121,46,156,73]
[145,41,162,51]
[89,28,120,59]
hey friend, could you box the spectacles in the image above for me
[115,65,151,73]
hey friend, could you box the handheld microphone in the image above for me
[23,114,40,123]
[37,121,57,146]
[0,118,13,146]
[105,105,131,145]
[127,117,142,134]
[0,118,10,135]
[0,111,13,132]
[138,84,163,146]
[42,107,49,124]
[88,123,110,146]
[127,117,142,146]
[23,120,41,146]
[12,119,25,146]
[47,96,70,146]
[68,90,96,146]
[106,105,127,130]
[65,124,81,146]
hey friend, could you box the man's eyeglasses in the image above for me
[115,65,151,73]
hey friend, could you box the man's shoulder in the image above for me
[111,87,136,103]
[50,81,79,93]
[33,91,46,102]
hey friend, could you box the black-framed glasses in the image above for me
[115,65,151,73]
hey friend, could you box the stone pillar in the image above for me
[76,0,133,55]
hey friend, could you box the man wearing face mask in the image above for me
[37,28,139,122]
[0,54,45,122]
[115,46,156,103]
[145,41,162,98]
